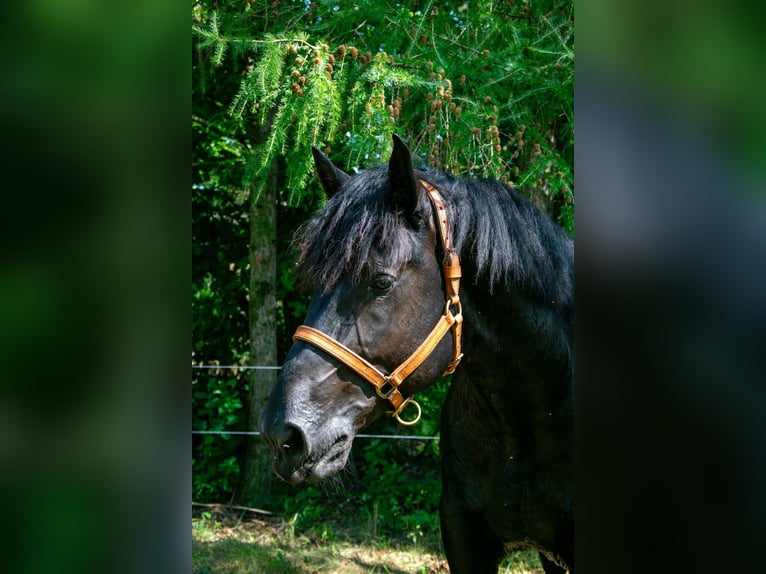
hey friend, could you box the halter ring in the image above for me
[393,398,422,426]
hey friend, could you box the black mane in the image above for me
[294,166,573,309]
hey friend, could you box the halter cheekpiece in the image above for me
[292,179,464,426]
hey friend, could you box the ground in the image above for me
[192,506,544,574]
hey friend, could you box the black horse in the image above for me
[261,135,574,573]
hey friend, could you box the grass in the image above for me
[192,507,543,573]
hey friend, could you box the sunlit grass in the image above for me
[192,510,543,574]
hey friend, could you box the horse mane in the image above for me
[293,166,573,309]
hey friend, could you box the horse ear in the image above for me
[312,146,350,199]
[387,134,419,215]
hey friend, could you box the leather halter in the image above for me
[292,180,463,426]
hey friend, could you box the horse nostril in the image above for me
[278,424,306,458]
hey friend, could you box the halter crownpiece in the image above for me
[292,179,463,425]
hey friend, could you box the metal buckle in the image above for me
[377,377,421,426]
[376,377,396,400]
[393,398,422,426]
[443,353,464,375]
[444,298,463,320]
[444,299,463,317]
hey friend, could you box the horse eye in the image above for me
[371,275,394,292]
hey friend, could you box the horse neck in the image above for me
[458,279,574,415]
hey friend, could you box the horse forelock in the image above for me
[294,168,418,293]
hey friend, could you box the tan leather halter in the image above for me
[292,180,463,426]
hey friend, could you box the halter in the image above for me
[292,180,464,426]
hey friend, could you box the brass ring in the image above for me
[394,399,422,426]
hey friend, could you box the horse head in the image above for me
[261,135,458,484]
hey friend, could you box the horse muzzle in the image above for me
[262,416,354,484]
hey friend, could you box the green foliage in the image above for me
[358,437,443,541]
[192,376,245,500]
[192,64,253,501]
[194,0,573,231]
[278,435,444,545]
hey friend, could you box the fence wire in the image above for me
[193,364,439,441]
[192,365,281,370]
[192,430,439,441]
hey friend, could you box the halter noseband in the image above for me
[292,180,463,426]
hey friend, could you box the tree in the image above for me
[240,136,278,505]
[192,0,574,506]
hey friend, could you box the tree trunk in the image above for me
[237,164,278,505]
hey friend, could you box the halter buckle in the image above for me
[443,353,464,375]
[444,298,463,320]
[376,377,396,400]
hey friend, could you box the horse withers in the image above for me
[261,135,574,573]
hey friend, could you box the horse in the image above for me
[261,134,574,573]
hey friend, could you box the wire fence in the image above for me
[192,430,439,441]
[192,363,440,441]
[192,365,281,370]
